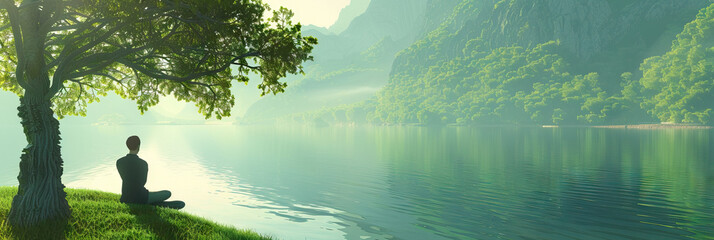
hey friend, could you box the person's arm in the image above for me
[139,160,148,188]
[116,160,123,179]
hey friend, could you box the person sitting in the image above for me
[117,135,185,209]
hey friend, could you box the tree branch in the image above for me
[49,21,119,96]
[68,78,86,103]
[116,51,259,84]
[1,0,29,90]
[48,18,179,97]
[49,17,109,33]
[118,59,228,83]
[46,19,110,69]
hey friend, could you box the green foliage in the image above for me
[277,99,377,126]
[639,3,714,124]
[0,187,271,239]
[325,0,714,126]
[270,0,713,126]
[371,40,618,125]
[0,0,316,119]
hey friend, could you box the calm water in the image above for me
[1,125,714,239]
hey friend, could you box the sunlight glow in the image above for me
[262,0,350,28]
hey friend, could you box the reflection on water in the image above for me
[1,125,714,239]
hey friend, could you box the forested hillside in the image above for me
[258,0,714,126]
[639,4,714,124]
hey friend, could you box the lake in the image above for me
[1,125,713,239]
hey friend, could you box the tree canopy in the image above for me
[0,0,316,119]
[0,0,317,227]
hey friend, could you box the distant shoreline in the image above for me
[591,124,712,129]
[66,122,714,129]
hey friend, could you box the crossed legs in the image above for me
[147,190,171,204]
[147,190,185,209]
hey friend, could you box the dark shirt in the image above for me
[116,154,149,204]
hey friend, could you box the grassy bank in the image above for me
[0,187,271,240]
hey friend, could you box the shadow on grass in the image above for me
[8,218,69,240]
[128,204,181,240]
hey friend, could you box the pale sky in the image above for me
[262,0,351,28]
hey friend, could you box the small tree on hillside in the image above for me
[0,0,316,226]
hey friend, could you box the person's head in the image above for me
[126,135,140,153]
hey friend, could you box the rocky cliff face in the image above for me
[246,0,712,122]
[391,0,711,87]
[484,0,709,62]
[339,0,429,55]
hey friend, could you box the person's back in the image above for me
[116,135,185,209]
[116,153,149,204]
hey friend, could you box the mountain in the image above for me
[329,0,372,34]
[247,0,714,126]
[390,0,709,86]
[364,0,713,125]
[302,25,333,36]
[242,0,455,122]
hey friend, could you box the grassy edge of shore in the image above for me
[0,186,272,240]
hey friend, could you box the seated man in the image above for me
[117,135,185,209]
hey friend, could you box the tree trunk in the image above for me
[8,93,71,227]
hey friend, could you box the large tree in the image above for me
[0,0,316,226]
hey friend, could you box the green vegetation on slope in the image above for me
[0,187,269,240]
[639,4,714,124]
[372,41,620,125]
[298,0,713,126]
[271,1,714,126]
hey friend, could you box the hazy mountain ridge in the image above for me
[366,0,714,125]
[301,25,333,36]
[243,0,449,122]
[277,0,714,126]
[329,0,372,34]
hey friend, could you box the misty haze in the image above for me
[2,0,714,239]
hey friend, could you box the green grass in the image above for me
[0,186,272,240]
